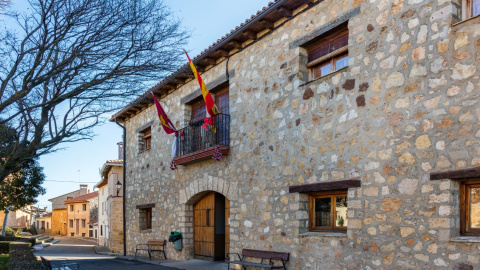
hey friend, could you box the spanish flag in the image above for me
[152,92,176,134]
[185,50,218,116]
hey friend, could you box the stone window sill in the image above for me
[138,148,151,155]
[300,66,348,88]
[452,14,480,28]
[139,229,152,233]
[299,232,347,237]
[449,236,480,243]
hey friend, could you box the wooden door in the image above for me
[76,219,79,235]
[194,193,215,259]
[225,198,230,257]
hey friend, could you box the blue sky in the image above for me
[35,0,272,210]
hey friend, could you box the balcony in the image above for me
[173,113,230,165]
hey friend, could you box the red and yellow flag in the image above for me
[152,92,176,134]
[184,50,218,116]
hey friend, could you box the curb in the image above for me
[93,246,122,256]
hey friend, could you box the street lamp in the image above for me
[116,181,122,197]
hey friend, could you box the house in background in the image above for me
[65,192,98,238]
[95,142,124,253]
[48,185,89,235]
[35,212,52,234]
[0,206,36,229]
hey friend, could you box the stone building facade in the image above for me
[112,0,480,269]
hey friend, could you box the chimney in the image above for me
[117,142,124,160]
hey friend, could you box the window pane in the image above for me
[335,196,348,227]
[470,187,480,229]
[335,55,349,71]
[314,197,331,227]
[320,63,331,77]
[473,0,480,17]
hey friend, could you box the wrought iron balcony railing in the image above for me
[173,113,230,165]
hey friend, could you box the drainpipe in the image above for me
[115,118,127,256]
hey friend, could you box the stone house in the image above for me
[95,155,124,253]
[49,184,89,235]
[64,192,98,238]
[112,0,480,268]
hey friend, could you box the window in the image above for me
[71,233,74,236]
[47,222,49,229]
[460,180,480,236]
[102,202,104,214]
[69,219,73,228]
[82,204,87,211]
[100,225,103,236]
[463,0,480,20]
[82,233,86,237]
[67,197,73,200]
[309,190,348,231]
[70,205,73,211]
[81,219,86,228]
[139,207,153,230]
[141,126,152,151]
[306,27,349,80]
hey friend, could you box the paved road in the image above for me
[34,237,178,270]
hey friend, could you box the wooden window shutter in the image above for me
[190,99,206,124]
[307,30,348,66]
[215,88,229,114]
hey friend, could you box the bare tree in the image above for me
[0,0,189,182]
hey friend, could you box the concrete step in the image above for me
[36,237,54,244]
[51,239,60,244]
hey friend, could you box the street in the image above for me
[34,237,178,270]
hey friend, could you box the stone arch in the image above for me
[176,176,236,260]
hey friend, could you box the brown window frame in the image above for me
[460,180,480,236]
[82,204,87,211]
[307,28,349,80]
[464,0,480,19]
[309,190,348,232]
[145,208,152,230]
[141,126,152,151]
[69,219,73,228]
[81,219,86,228]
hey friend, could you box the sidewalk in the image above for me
[117,256,228,270]
[94,245,227,270]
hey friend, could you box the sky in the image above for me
[34,0,272,210]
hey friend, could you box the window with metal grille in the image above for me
[307,28,349,80]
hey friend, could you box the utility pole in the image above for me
[1,206,14,236]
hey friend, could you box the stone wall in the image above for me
[122,0,480,268]
[108,197,124,253]
[51,209,67,236]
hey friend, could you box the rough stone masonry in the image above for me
[116,0,480,269]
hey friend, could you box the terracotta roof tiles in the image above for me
[64,192,98,204]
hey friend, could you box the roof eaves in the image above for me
[110,0,292,122]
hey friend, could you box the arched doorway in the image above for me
[193,191,230,261]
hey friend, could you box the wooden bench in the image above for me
[135,239,167,261]
[226,249,289,269]
[40,256,79,270]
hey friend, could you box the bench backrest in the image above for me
[40,256,52,270]
[147,239,166,246]
[242,249,289,261]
